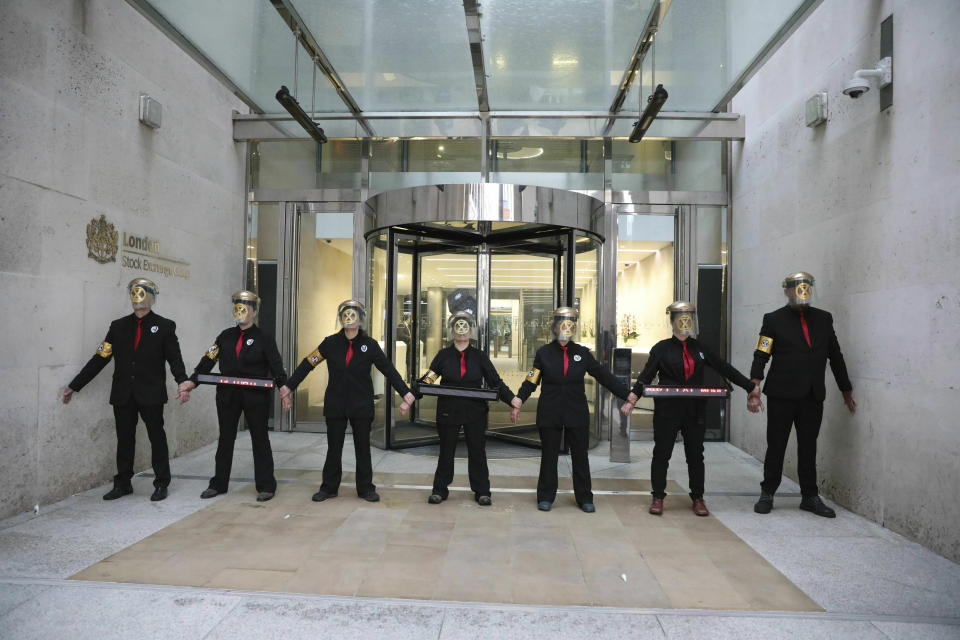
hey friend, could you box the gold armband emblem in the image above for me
[96,341,113,358]
[756,335,774,354]
[307,348,325,367]
[422,370,439,384]
[205,344,220,361]
[525,368,542,384]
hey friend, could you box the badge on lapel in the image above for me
[150,326,158,333]
[361,344,368,353]
[246,338,254,346]
[573,354,582,362]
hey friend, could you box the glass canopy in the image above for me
[141,0,813,127]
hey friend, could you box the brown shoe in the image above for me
[649,497,664,515]
[692,498,709,517]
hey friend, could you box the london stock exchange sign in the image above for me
[85,214,191,279]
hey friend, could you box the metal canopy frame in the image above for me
[233,111,744,141]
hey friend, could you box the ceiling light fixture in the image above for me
[276,85,327,144]
[629,83,668,143]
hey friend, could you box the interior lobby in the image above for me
[1,0,958,638]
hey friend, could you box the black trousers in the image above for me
[761,393,824,498]
[112,400,169,489]
[432,418,490,499]
[322,416,374,496]
[538,425,592,505]
[211,389,276,494]
[651,415,705,500]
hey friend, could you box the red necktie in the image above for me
[134,318,143,350]
[345,339,354,366]
[460,351,466,379]
[235,331,245,357]
[681,341,695,380]
[800,312,812,347]
[561,345,569,376]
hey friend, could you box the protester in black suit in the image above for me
[621,301,758,517]
[279,300,416,503]
[515,307,631,513]
[749,272,857,518]
[178,291,287,502]
[61,278,188,501]
[407,312,521,506]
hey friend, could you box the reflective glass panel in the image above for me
[489,138,603,191]
[292,212,355,425]
[623,0,806,111]
[146,0,345,113]
[367,233,388,447]
[290,0,478,110]
[574,235,601,447]
[482,0,655,110]
[696,206,729,442]
[370,139,481,191]
[251,140,362,189]
[611,140,722,192]
[616,214,675,437]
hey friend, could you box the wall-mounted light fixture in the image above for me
[275,85,327,144]
[629,84,668,143]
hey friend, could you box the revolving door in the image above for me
[364,185,605,450]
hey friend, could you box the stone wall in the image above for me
[0,0,248,516]
[729,0,960,561]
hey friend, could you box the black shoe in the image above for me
[150,487,167,502]
[799,496,836,518]
[427,494,444,504]
[256,491,275,502]
[754,492,774,514]
[580,502,596,513]
[537,501,552,512]
[200,488,220,499]
[103,486,133,501]
[360,491,380,503]
[311,489,337,502]
[476,495,492,506]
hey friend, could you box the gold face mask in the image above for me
[233,302,251,323]
[129,286,147,304]
[452,318,471,336]
[794,282,813,303]
[557,319,577,339]
[340,308,359,327]
[673,313,694,334]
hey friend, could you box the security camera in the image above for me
[842,77,870,99]
[842,57,892,99]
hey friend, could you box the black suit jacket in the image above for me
[423,344,516,425]
[69,311,188,406]
[633,336,754,424]
[517,340,630,429]
[750,305,853,401]
[286,330,411,419]
[190,324,287,399]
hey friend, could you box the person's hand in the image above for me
[281,393,293,412]
[842,390,857,414]
[60,387,74,405]
[403,392,416,406]
[511,396,522,410]
[399,401,410,416]
[178,380,196,394]
[279,385,291,399]
[747,384,765,413]
[620,401,635,417]
[176,389,190,404]
[510,407,521,423]
[626,392,639,405]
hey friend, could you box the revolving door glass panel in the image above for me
[373,223,586,449]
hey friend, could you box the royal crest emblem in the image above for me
[86,214,118,264]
